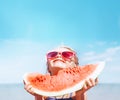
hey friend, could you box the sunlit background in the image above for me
[0,0,120,84]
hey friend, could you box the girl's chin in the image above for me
[51,65,66,69]
[52,61,66,68]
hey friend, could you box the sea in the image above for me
[0,83,119,100]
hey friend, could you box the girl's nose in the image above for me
[56,53,62,58]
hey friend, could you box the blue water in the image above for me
[0,83,119,100]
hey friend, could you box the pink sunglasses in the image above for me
[47,51,75,59]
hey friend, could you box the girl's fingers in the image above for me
[89,78,96,86]
[83,82,87,89]
[83,78,98,90]
[95,78,99,84]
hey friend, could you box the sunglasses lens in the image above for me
[47,52,58,59]
[62,52,74,58]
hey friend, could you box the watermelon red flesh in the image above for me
[28,65,96,91]
[24,62,105,96]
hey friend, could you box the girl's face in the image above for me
[46,47,76,70]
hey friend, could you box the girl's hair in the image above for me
[46,46,79,73]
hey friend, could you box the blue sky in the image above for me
[0,0,120,84]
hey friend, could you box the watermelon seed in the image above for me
[73,79,76,82]
[65,70,69,74]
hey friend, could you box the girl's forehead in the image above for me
[53,47,71,52]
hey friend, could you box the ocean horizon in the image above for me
[0,83,119,100]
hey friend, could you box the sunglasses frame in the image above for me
[46,51,75,59]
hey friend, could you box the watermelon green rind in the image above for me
[23,61,105,96]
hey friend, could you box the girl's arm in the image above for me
[75,92,87,100]
[24,81,45,100]
[35,95,43,100]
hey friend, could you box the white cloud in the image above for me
[79,45,120,83]
[87,41,119,49]
[80,46,120,63]
[0,39,58,83]
[110,41,118,45]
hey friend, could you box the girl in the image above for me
[24,46,98,100]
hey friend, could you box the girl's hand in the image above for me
[23,80,38,96]
[24,81,44,100]
[76,78,98,95]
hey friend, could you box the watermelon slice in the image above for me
[23,61,105,96]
